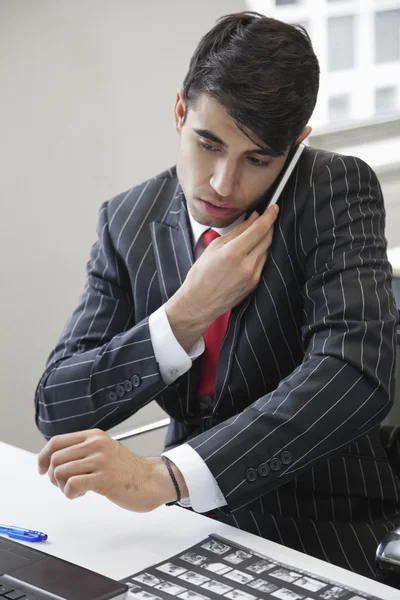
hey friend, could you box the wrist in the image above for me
[147,456,189,506]
[165,291,212,352]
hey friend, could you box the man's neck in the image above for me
[187,209,246,249]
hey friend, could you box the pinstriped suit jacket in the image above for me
[35,146,399,575]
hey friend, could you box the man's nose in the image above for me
[210,161,238,198]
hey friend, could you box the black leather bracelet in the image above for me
[161,455,182,506]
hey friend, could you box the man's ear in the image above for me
[296,125,312,145]
[174,88,186,135]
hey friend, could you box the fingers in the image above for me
[253,248,269,283]
[240,205,279,253]
[64,474,98,500]
[248,223,274,262]
[244,221,274,285]
[37,430,124,503]
[47,445,90,485]
[226,205,279,255]
[38,432,88,475]
[49,457,93,493]
[218,210,259,244]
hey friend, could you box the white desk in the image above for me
[1,441,398,599]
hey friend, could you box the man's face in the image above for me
[175,91,309,227]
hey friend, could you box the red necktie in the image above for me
[198,229,231,397]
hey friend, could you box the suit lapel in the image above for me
[150,192,194,303]
[150,192,204,417]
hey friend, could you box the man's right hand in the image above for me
[165,204,279,352]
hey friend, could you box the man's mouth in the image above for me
[197,197,237,218]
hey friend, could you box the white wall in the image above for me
[0,0,244,453]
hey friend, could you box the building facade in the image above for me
[246,0,400,130]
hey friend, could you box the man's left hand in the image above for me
[37,429,185,512]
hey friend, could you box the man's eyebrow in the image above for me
[193,128,276,157]
[194,128,227,147]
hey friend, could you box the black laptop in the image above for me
[0,536,128,600]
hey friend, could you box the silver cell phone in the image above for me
[258,142,305,213]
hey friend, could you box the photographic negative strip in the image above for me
[293,576,327,593]
[223,570,254,585]
[270,568,302,583]
[271,588,306,600]
[224,551,253,565]
[179,571,210,586]
[181,553,208,567]
[154,581,187,596]
[127,583,142,592]
[133,573,164,587]
[202,562,233,575]
[121,534,381,600]
[246,560,276,574]
[178,590,211,600]
[200,580,233,595]
[224,589,257,600]
[201,540,231,555]
[319,588,348,600]
[247,579,278,593]
[157,563,188,577]
[128,591,163,600]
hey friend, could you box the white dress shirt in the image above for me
[148,209,245,512]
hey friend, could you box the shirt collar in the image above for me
[187,207,246,249]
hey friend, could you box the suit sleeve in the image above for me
[35,200,166,438]
[187,155,398,512]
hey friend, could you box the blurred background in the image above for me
[0,0,399,454]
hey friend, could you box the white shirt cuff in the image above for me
[149,305,204,384]
[163,444,227,513]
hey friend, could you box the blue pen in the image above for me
[0,525,48,543]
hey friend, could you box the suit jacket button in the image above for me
[115,384,125,397]
[108,391,118,401]
[257,462,270,477]
[124,379,133,392]
[131,374,141,388]
[270,457,282,471]
[281,451,292,465]
[245,468,258,482]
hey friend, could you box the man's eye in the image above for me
[248,156,270,167]
[199,140,218,152]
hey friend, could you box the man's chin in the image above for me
[190,211,239,228]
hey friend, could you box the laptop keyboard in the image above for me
[0,578,39,599]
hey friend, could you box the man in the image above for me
[35,12,399,579]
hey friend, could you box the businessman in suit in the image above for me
[35,13,399,579]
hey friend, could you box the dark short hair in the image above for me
[183,12,320,156]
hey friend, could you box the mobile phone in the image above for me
[258,142,305,213]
